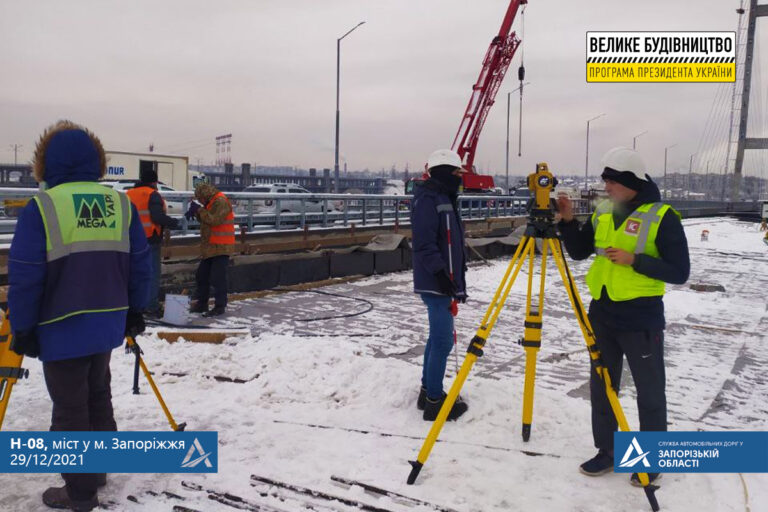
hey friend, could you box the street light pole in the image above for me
[9,144,22,166]
[688,153,696,198]
[335,21,365,193]
[632,130,648,150]
[506,92,510,193]
[585,113,606,193]
[663,143,677,199]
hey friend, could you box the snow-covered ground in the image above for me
[1,217,766,511]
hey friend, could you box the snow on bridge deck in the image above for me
[1,217,766,511]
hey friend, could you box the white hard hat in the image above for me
[601,147,648,179]
[427,149,463,171]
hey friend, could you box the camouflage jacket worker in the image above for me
[194,183,235,259]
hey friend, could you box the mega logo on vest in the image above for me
[72,194,117,229]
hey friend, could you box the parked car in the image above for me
[100,180,185,216]
[236,183,328,215]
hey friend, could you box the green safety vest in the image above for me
[585,200,677,302]
[34,182,132,325]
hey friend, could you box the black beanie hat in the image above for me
[139,161,158,183]
[601,167,645,192]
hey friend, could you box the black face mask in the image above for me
[430,167,463,194]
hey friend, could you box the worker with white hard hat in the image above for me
[557,147,690,486]
[411,149,469,422]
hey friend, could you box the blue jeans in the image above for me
[420,293,455,400]
[147,242,162,312]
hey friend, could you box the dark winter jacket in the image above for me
[557,177,689,331]
[138,182,179,244]
[411,180,467,299]
[8,127,151,362]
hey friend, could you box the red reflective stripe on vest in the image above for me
[208,192,235,245]
[126,186,163,238]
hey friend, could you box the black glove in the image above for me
[125,311,146,338]
[10,330,40,358]
[184,201,202,221]
[435,270,458,297]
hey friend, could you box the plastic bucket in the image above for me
[163,294,190,326]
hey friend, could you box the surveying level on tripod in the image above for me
[527,162,559,211]
[407,161,661,511]
[523,163,562,242]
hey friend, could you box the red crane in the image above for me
[453,0,526,191]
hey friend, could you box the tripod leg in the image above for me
[0,312,26,431]
[132,350,140,395]
[521,239,548,442]
[548,239,659,511]
[477,235,530,330]
[137,356,186,432]
[481,237,536,337]
[125,337,186,432]
[408,237,535,485]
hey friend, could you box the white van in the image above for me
[236,184,327,214]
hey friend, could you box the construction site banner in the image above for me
[0,431,218,473]
[586,32,736,83]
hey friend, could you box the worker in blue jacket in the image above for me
[8,121,151,511]
[411,149,469,422]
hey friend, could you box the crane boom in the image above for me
[452,0,526,189]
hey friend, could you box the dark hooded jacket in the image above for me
[8,121,151,361]
[557,177,690,331]
[132,181,179,244]
[411,179,467,299]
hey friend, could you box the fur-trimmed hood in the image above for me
[33,120,106,187]
[194,182,219,204]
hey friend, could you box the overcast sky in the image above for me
[1,0,766,178]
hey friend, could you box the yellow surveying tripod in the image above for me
[125,336,186,432]
[0,307,184,432]
[0,310,29,430]
[407,163,660,511]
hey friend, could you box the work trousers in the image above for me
[589,317,667,453]
[147,242,162,313]
[195,255,229,308]
[43,351,116,501]
[420,294,455,400]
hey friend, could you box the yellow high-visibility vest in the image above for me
[585,201,678,301]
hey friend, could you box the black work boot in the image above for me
[189,301,209,314]
[579,450,614,476]
[202,306,226,318]
[423,394,468,421]
[630,472,661,487]
[42,486,98,511]
[416,387,427,411]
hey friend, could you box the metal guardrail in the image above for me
[0,187,591,236]
[2,187,759,237]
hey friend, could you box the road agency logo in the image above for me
[619,436,651,468]
[72,194,117,229]
[181,438,213,468]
